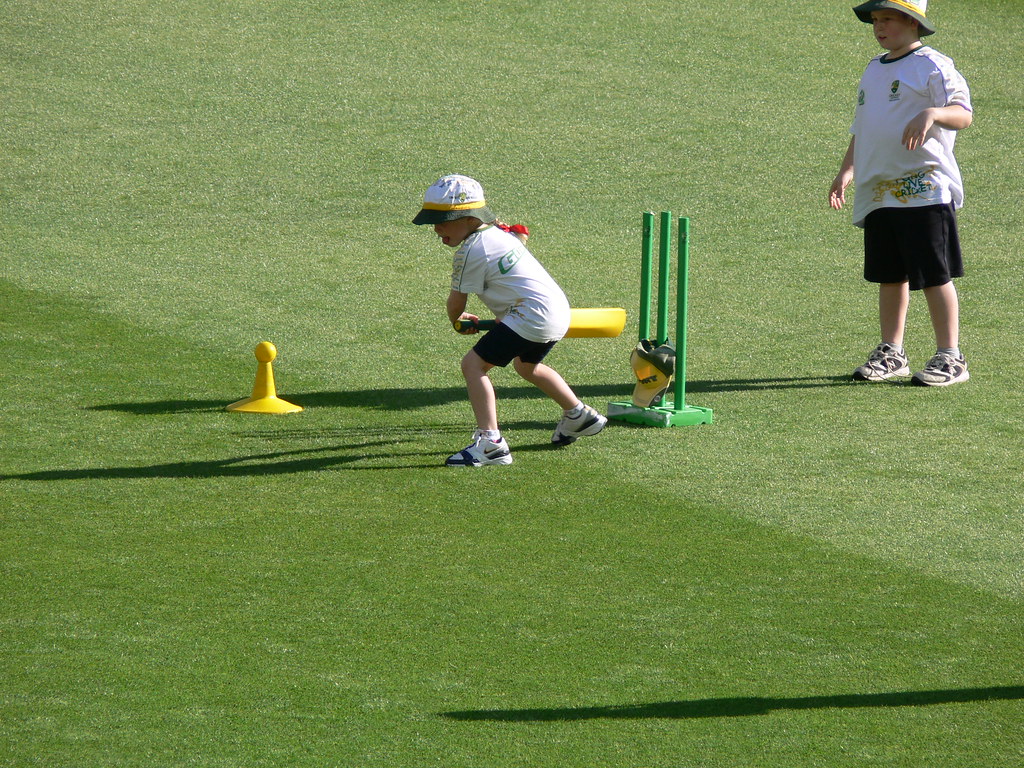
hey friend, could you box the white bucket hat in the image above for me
[853,0,935,36]
[412,174,496,226]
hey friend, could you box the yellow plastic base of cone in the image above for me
[226,395,303,414]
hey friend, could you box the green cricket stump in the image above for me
[608,211,713,428]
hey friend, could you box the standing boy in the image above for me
[829,0,973,386]
[413,174,606,466]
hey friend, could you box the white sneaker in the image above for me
[445,431,513,467]
[911,352,969,387]
[552,405,607,446]
[852,343,910,381]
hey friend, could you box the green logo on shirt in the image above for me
[498,250,521,274]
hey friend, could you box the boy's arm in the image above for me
[447,289,479,332]
[902,105,973,151]
[829,136,856,210]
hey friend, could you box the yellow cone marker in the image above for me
[226,341,303,414]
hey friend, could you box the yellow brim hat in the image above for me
[853,0,935,36]
[413,174,496,225]
[630,340,676,408]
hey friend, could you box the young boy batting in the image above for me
[413,174,607,466]
[829,0,973,386]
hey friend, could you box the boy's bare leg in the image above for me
[879,281,910,345]
[461,350,499,431]
[513,360,578,410]
[922,281,960,349]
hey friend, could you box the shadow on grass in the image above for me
[441,685,1024,722]
[87,377,853,415]
[444,688,1024,724]
[0,422,572,481]
[0,440,445,480]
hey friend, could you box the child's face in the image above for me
[433,217,480,247]
[870,10,920,54]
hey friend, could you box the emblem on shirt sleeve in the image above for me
[498,250,521,274]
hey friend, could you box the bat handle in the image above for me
[453,318,497,334]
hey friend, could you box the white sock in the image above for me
[565,403,584,418]
[480,429,501,442]
[938,347,961,358]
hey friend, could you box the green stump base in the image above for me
[608,400,713,428]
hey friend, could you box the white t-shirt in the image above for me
[451,225,571,343]
[851,46,972,227]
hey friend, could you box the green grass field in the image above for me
[2,1,1022,765]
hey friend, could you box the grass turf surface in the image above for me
[2,1,1022,765]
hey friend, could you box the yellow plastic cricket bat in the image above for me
[453,307,627,338]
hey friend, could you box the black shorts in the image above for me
[863,203,963,290]
[473,322,557,367]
